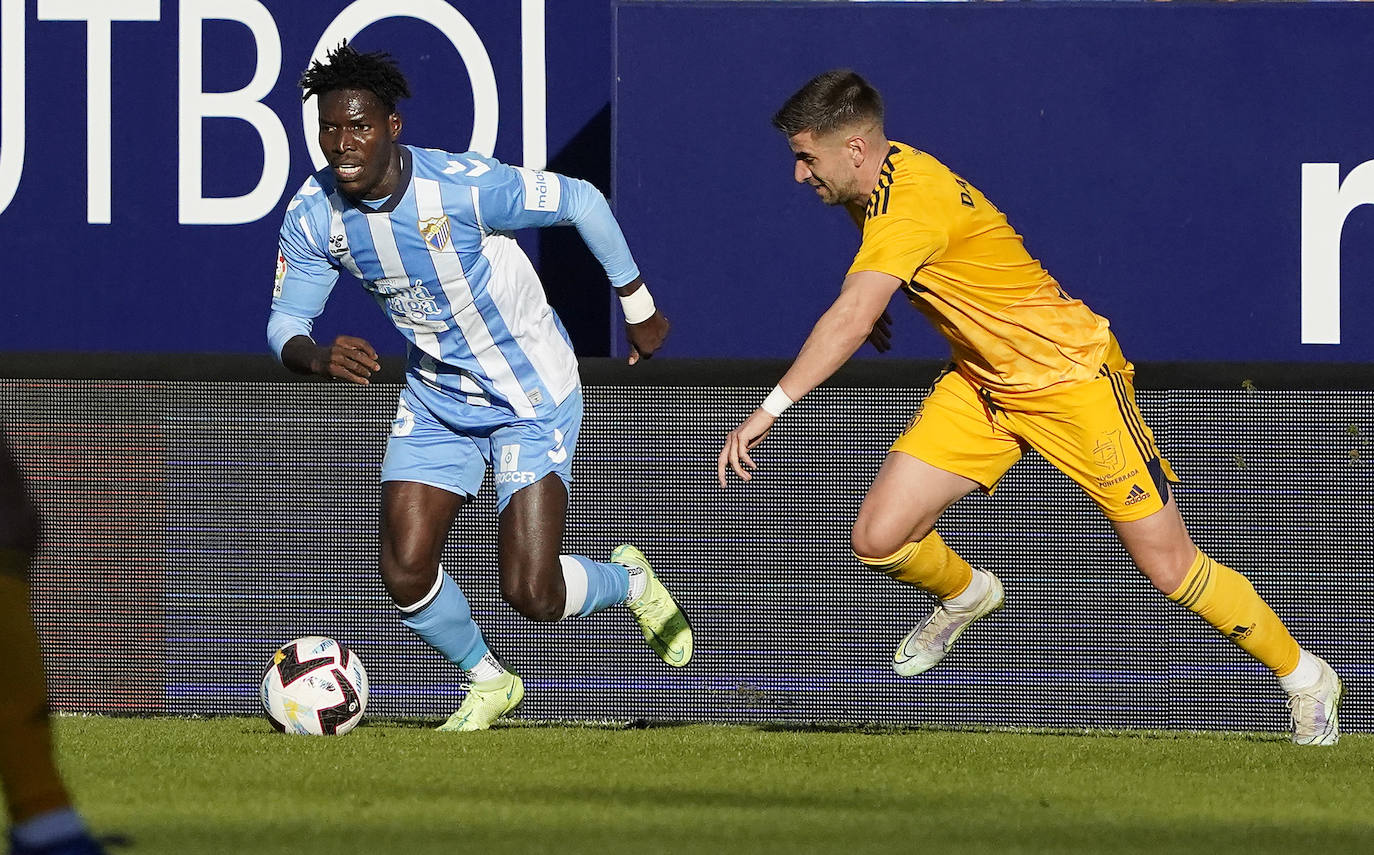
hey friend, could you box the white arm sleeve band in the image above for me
[619,286,656,324]
[761,385,794,417]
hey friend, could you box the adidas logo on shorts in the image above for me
[1124,484,1151,506]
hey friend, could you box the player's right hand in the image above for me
[314,335,380,384]
[626,311,670,365]
[718,409,776,487]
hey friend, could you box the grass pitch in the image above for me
[47,716,1373,855]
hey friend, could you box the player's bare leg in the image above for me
[499,474,692,666]
[852,452,977,554]
[1108,495,1196,594]
[380,480,465,605]
[381,481,518,732]
[497,474,570,622]
[852,453,1003,676]
[1114,496,1342,745]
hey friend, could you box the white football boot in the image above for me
[1287,655,1343,746]
[893,568,1004,677]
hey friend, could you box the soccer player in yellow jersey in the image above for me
[717,69,1343,745]
[0,435,106,854]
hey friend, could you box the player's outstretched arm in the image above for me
[545,177,666,365]
[868,309,894,353]
[718,270,903,487]
[281,334,381,385]
[618,276,669,365]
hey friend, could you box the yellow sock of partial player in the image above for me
[855,530,974,600]
[0,554,71,822]
[1166,550,1301,676]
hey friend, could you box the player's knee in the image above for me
[851,524,911,566]
[1140,547,1198,596]
[851,507,938,564]
[499,570,563,622]
[379,544,440,606]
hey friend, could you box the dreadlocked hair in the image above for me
[298,41,412,112]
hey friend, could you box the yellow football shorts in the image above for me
[891,365,1178,522]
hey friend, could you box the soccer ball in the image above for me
[260,636,369,735]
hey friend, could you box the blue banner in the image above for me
[5,2,1371,364]
[0,0,613,355]
[613,2,1374,363]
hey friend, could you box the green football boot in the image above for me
[614,544,693,668]
[437,671,524,732]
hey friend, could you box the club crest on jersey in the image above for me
[419,215,451,252]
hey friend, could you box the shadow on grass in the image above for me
[359,715,1292,742]
[363,716,700,732]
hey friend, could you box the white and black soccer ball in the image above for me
[260,636,369,736]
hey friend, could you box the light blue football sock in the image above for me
[559,554,630,618]
[10,808,86,849]
[399,568,490,671]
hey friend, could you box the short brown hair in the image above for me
[771,69,884,137]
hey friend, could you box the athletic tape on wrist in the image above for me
[760,385,793,417]
[619,285,656,325]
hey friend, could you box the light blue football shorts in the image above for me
[380,379,582,512]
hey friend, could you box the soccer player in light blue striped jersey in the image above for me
[267,43,693,731]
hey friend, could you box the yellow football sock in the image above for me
[0,554,71,822]
[1166,550,1301,676]
[856,530,974,600]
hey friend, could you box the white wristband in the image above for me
[760,385,794,417]
[619,285,656,325]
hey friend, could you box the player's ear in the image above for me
[389,112,403,141]
[848,134,866,166]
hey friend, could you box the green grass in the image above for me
[45,716,1374,855]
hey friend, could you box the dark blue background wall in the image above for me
[3,2,1372,363]
[0,0,615,355]
[613,2,1374,363]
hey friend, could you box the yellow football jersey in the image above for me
[848,142,1118,394]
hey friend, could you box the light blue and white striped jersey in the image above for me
[269,145,639,419]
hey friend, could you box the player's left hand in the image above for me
[867,309,893,353]
[626,312,669,365]
[718,409,775,487]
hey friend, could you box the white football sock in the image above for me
[464,652,507,684]
[624,562,648,603]
[559,555,590,619]
[1277,648,1324,693]
[943,567,991,614]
